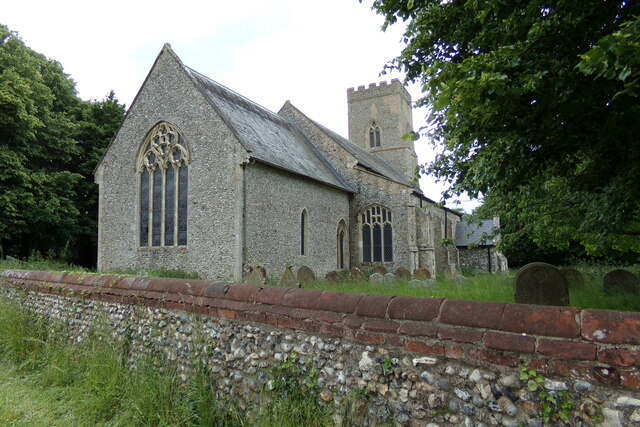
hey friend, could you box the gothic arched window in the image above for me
[361,205,392,263]
[369,124,381,148]
[138,122,190,247]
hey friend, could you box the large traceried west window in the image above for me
[138,122,190,247]
[361,205,393,263]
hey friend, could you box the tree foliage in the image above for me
[0,24,124,264]
[371,1,640,256]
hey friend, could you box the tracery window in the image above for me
[361,205,393,263]
[138,122,189,247]
[369,124,381,148]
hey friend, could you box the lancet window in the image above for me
[138,122,189,247]
[369,124,381,148]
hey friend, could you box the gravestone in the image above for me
[280,265,299,288]
[414,268,431,280]
[383,273,396,285]
[514,262,569,306]
[325,270,342,283]
[394,267,412,281]
[603,269,640,295]
[372,265,388,275]
[560,267,585,288]
[297,266,316,285]
[348,267,365,283]
[369,272,384,284]
[245,265,266,285]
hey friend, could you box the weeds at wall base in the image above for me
[0,297,347,426]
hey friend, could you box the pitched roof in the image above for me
[282,103,415,188]
[455,220,496,247]
[182,65,354,193]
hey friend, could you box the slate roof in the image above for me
[183,65,354,193]
[455,220,496,247]
[298,111,415,188]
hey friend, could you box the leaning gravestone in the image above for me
[325,270,342,283]
[394,267,412,281]
[245,265,267,285]
[297,266,316,285]
[408,279,437,288]
[280,265,299,288]
[414,268,431,280]
[603,269,640,295]
[372,265,388,275]
[348,267,365,283]
[514,262,569,306]
[560,267,586,288]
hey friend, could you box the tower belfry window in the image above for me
[137,122,190,247]
[369,124,381,148]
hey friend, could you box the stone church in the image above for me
[95,44,468,281]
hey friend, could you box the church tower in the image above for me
[347,79,418,182]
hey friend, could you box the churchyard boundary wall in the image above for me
[1,269,639,425]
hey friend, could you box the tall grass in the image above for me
[0,298,336,426]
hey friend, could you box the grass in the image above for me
[1,255,638,311]
[0,297,334,426]
[305,269,640,312]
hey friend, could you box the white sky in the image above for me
[4,0,478,211]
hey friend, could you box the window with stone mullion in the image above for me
[361,205,393,263]
[137,122,189,248]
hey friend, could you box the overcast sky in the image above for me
[4,0,478,211]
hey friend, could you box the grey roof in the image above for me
[183,66,354,193]
[299,112,416,188]
[455,220,496,247]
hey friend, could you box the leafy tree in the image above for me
[0,24,124,265]
[370,1,640,256]
[0,24,81,258]
[69,92,125,266]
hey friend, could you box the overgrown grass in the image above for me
[0,298,335,426]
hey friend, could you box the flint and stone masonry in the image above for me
[95,44,495,281]
[2,270,640,426]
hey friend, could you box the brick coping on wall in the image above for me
[1,269,639,389]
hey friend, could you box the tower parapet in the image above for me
[347,79,418,183]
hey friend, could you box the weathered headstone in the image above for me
[394,267,412,281]
[280,265,299,288]
[245,265,266,285]
[296,265,316,285]
[560,267,586,288]
[372,265,388,275]
[369,272,384,284]
[383,273,396,285]
[325,270,342,283]
[514,262,569,306]
[348,267,365,283]
[603,269,640,295]
[414,268,431,280]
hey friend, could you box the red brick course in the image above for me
[1,269,639,389]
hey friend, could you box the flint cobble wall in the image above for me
[1,269,639,426]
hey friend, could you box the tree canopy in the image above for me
[371,0,640,257]
[0,25,124,265]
